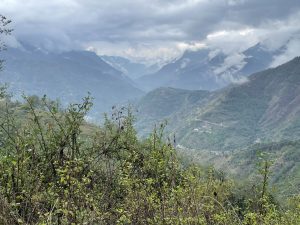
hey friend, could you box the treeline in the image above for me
[0,93,299,224]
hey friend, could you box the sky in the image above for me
[1,0,300,65]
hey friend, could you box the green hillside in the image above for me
[178,140,300,198]
[136,87,210,136]
[137,57,300,151]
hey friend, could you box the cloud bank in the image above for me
[0,0,300,63]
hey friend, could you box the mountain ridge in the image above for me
[136,42,282,91]
[0,44,144,118]
[136,57,300,151]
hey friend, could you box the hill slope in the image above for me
[136,87,210,135]
[178,139,300,198]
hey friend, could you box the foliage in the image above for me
[0,94,298,224]
[0,14,13,70]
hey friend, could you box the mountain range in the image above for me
[136,43,282,91]
[0,43,143,119]
[1,41,299,196]
[136,57,300,152]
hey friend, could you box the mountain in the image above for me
[136,43,280,91]
[0,44,143,118]
[239,43,276,75]
[136,48,222,91]
[101,55,160,79]
[136,57,300,151]
[136,87,210,135]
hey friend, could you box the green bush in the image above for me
[0,94,298,224]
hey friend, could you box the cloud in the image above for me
[212,52,249,85]
[85,40,185,65]
[0,0,300,62]
[271,37,300,67]
[205,29,259,54]
[214,53,246,75]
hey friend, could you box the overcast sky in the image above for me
[1,0,300,64]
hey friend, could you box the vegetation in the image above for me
[0,93,298,224]
[137,57,300,152]
[178,140,300,200]
[136,87,210,137]
[0,14,12,70]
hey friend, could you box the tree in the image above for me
[0,15,12,70]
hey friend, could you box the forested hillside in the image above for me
[136,87,210,136]
[137,57,300,151]
[178,140,300,199]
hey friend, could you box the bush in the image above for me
[0,95,298,224]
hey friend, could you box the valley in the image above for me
[2,42,300,194]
